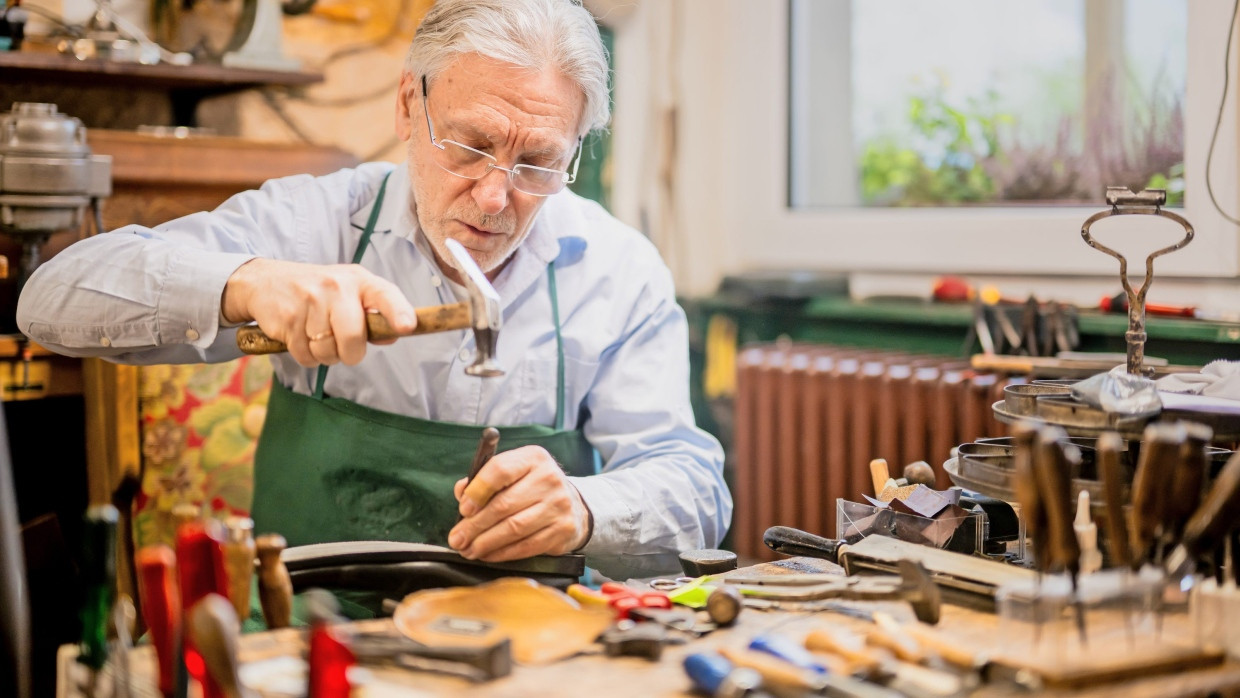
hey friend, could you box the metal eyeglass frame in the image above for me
[420,75,583,196]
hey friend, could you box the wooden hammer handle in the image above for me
[236,301,472,355]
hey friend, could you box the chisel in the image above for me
[1164,423,1212,546]
[1129,423,1186,568]
[458,427,500,524]
[1097,432,1131,568]
[1166,450,1240,581]
[1009,423,1047,646]
[1033,427,1087,646]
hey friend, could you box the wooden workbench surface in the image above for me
[57,557,1240,698]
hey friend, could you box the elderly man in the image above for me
[17,0,729,580]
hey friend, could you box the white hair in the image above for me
[404,0,611,134]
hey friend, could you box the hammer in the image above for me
[235,238,503,377]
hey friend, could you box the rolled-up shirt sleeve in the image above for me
[569,265,731,579]
[16,172,336,364]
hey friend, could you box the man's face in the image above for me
[396,53,585,280]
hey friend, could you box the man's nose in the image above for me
[471,167,511,215]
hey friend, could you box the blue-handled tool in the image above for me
[749,634,829,675]
[683,652,764,698]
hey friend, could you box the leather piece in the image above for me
[393,578,613,665]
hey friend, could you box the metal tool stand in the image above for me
[1079,187,1194,376]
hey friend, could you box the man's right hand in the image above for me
[222,259,416,367]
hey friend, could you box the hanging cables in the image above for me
[1205,0,1240,226]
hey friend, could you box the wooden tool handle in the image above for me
[221,517,256,624]
[188,594,250,698]
[255,534,293,629]
[1033,428,1081,573]
[1129,423,1186,567]
[1184,450,1240,558]
[236,302,472,355]
[1097,432,1132,568]
[1166,423,1211,539]
[900,622,982,670]
[805,628,883,674]
[869,459,891,497]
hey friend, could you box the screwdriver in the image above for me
[177,519,228,698]
[683,652,768,698]
[1033,427,1087,647]
[78,505,119,675]
[135,545,181,698]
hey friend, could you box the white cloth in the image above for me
[17,162,731,579]
[1156,360,1240,401]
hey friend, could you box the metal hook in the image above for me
[1080,187,1194,375]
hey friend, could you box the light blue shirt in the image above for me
[17,162,731,579]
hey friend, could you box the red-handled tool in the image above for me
[177,519,228,698]
[568,582,671,621]
[136,545,180,698]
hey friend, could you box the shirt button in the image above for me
[431,276,442,288]
[99,337,111,347]
[459,348,471,362]
[185,329,200,341]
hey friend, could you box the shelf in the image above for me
[0,50,322,91]
[0,49,323,125]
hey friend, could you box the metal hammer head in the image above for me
[443,239,503,377]
[896,558,942,625]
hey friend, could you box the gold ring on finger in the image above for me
[309,330,334,342]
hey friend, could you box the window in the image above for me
[790,0,1187,210]
[703,0,1237,281]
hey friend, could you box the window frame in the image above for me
[735,0,1239,280]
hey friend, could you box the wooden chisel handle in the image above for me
[1033,427,1081,574]
[1182,450,1240,560]
[1129,423,1186,567]
[256,534,293,629]
[188,594,252,698]
[1010,423,1047,568]
[1097,432,1132,568]
[1166,423,1212,541]
[236,302,471,355]
[221,517,256,624]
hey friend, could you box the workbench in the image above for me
[56,556,1240,698]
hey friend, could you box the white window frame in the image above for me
[608,0,1240,298]
[765,0,1238,277]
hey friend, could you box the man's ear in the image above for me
[395,72,418,142]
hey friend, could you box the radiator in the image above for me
[731,342,1014,560]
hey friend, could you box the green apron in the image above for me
[251,173,597,550]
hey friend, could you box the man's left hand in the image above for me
[447,445,591,562]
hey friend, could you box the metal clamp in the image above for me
[1080,187,1194,375]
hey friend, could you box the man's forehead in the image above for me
[429,54,585,141]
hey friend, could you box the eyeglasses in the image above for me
[420,75,583,197]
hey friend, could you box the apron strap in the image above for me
[548,261,566,431]
[315,171,391,400]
